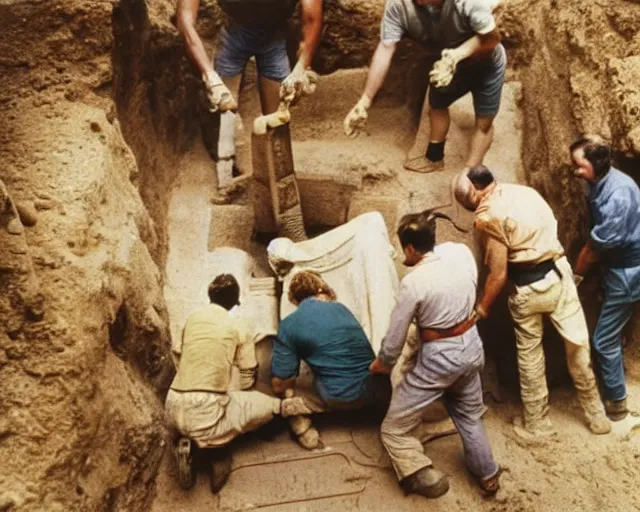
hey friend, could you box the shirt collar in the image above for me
[589,167,614,200]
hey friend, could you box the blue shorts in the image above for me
[214,24,291,82]
[429,43,507,118]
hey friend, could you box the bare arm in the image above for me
[363,41,397,102]
[575,243,601,277]
[448,29,501,63]
[298,0,323,68]
[271,376,296,395]
[477,236,508,316]
[176,0,214,77]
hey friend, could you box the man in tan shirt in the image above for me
[453,165,610,438]
[165,274,309,492]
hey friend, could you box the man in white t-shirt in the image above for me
[344,0,505,174]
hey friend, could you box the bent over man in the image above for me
[165,274,308,492]
[571,135,640,421]
[271,271,391,448]
[344,0,505,173]
[370,210,501,499]
[176,0,323,184]
[454,165,610,438]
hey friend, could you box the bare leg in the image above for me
[465,116,494,168]
[404,108,450,173]
[257,74,282,115]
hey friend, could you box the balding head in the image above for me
[453,165,496,211]
[453,171,475,211]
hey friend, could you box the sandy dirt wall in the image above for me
[0,1,174,510]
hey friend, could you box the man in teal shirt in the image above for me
[271,271,390,446]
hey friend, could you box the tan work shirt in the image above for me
[170,303,256,393]
[474,183,564,265]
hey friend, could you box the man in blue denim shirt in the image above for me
[572,135,640,421]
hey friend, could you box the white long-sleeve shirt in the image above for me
[379,242,477,366]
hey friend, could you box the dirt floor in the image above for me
[152,66,640,512]
[2,0,640,510]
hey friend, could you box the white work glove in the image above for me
[203,70,237,113]
[343,94,372,138]
[574,274,584,287]
[280,59,319,106]
[429,49,458,88]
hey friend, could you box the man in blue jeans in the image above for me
[344,0,505,173]
[572,135,640,421]
[271,270,391,449]
[176,0,322,186]
[369,210,500,499]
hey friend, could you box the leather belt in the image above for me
[419,314,478,343]
[507,254,563,287]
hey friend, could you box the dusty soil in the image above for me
[1,0,639,511]
[151,58,640,511]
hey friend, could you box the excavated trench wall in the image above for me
[1,0,639,510]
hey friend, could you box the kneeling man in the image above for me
[271,271,391,447]
[166,274,306,492]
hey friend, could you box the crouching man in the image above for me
[166,274,307,492]
[370,210,501,499]
[271,271,392,448]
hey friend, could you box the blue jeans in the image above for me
[215,24,290,81]
[593,265,640,401]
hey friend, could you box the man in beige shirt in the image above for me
[165,274,308,493]
[453,165,610,438]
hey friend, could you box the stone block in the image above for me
[348,195,401,239]
[297,171,361,227]
[208,204,255,251]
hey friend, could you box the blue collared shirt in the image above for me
[589,168,640,268]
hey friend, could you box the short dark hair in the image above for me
[396,209,467,253]
[208,274,240,310]
[569,135,611,178]
[288,270,336,305]
[467,165,495,190]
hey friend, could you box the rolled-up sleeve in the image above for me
[381,1,406,44]
[461,0,497,35]
[379,280,418,367]
[271,325,300,380]
[590,188,636,251]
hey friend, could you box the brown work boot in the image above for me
[209,447,233,494]
[605,398,629,421]
[474,466,503,496]
[585,410,611,434]
[400,466,449,499]
[174,437,195,491]
[512,415,557,440]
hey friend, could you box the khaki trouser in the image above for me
[507,257,604,426]
[165,389,281,448]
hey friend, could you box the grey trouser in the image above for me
[381,328,498,481]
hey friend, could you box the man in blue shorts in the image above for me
[344,0,505,174]
[176,0,323,185]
